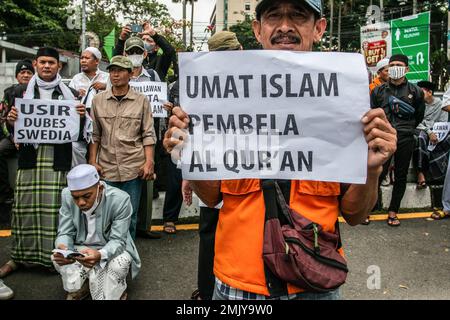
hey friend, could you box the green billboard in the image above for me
[391,12,430,83]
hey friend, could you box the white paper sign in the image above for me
[130,81,168,117]
[14,98,80,144]
[428,122,450,151]
[179,51,370,183]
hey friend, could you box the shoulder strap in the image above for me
[145,68,156,81]
[81,85,94,105]
[335,219,342,250]
[261,179,291,298]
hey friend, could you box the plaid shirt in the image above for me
[214,278,341,301]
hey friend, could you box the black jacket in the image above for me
[371,80,425,136]
[7,83,83,171]
[1,84,18,139]
[114,33,177,80]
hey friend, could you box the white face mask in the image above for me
[82,184,101,215]
[388,66,407,80]
[128,54,144,67]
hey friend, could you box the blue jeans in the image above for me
[105,178,143,240]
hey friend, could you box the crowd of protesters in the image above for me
[0,0,448,302]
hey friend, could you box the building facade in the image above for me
[210,0,261,32]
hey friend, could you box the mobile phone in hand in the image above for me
[131,24,143,33]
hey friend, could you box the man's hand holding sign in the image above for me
[8,99,86,144]
[164,51,396,225]
[163,0,399,299]
[130,81,168,118]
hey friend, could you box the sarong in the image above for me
[11,145,67,267]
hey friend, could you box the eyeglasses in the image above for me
[126,48,144,55]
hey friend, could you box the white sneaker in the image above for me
[0,280,14,300]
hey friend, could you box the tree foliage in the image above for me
[229,17,261,50]
[0,0,78,50]
[0,0,184,52]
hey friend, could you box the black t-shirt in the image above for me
[115,95,126,102]
[371,80,425,135]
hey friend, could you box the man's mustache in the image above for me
[271,33,301,45]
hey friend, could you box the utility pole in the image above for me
[448,1,450,60]
[182,0,187,48]
[337,1,342,51]
[81,0,87,50]
[380,0,384,21]
[413,0,417,14]
[329,0,334,50]
[190,0,195,49]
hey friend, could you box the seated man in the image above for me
[52,164,141,300]
[414,81,448,189]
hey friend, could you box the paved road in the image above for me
[0,218,449,300]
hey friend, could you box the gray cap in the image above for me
[107,55,133,71]
[125,36,145,52]
[256,0,323,20]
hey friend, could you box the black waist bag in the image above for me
[389,96,415,120]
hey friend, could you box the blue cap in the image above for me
[256,0,323,20]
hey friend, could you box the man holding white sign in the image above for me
[0,47,87,277]
[165,0,397,300]
[13,98,80,144]
[413,81,448,190]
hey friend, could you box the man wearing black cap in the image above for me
[164,0,397,300]
[0,47,87,277]
[371,54,425,226]
[0,60,35,204]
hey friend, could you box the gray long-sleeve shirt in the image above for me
[416,97,447,134]
[55,183,141,279]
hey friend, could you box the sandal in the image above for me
[0,260,19,278]
[430,210,450,220]
[416,181,427,189]
[190,289,201,300]
[387,215,401,227]
[361,216,371,225]
[163,222,177,234]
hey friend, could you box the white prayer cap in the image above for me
[376,58,390,71]
[83,47,102,60]
[67,164,100,191]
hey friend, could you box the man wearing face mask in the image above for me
[371,54,425,227]
[52,164,141,300]
[115,22,176,81]
[89,56,156,241]
[123,37,163,240]
[124,37,161,83]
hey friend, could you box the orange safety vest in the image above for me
[369,76,383,93]
[214,179,344,296]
